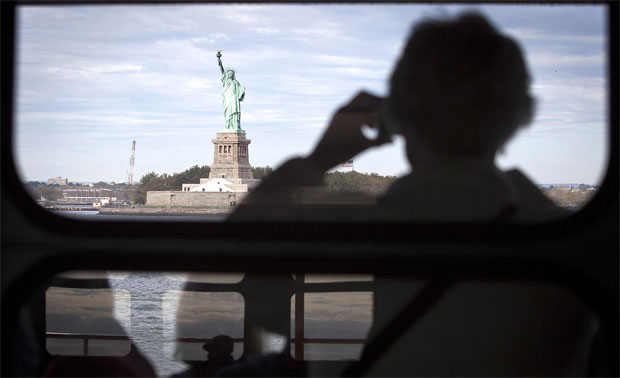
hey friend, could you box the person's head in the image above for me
[203,335,234,360]
[226,69,235,79]
[386,12,534,161]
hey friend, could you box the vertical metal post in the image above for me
[294,273,305,360]
[83,335,89,356]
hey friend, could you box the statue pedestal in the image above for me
[219,128,245,134]
[208,132,260,191]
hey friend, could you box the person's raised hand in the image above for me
[307,91,392,172]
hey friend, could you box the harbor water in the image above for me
[46,211,373,376]
[108,272,190,376]
[56,210,228,222]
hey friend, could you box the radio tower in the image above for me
[127,140,136,185]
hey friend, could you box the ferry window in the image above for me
[43,271,381,374]
[46,273,131,358]
[290,274,374,363]
[13,3,608,222]
[24,266,615,376]
[290,292,373,361]
[184,272,245,284]
[295,274,374,283]
[45,271,247,376]
[175,292,245,362]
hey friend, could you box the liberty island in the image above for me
[144,51,259,208]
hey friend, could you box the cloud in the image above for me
[253,27,279,35]
[86,64,145,75]
[505,27,604,44]
[184,77,213,90]
[290,27,342,40]
[530,75,606,129]
[13,4,608,183]
[190,33,229,44]
[219,5,263,24]
[528,52,605,68]
[20,110,175,126]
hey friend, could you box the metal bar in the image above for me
[48,333,365,345]
[175,337,365,345]
[295,273,305,360]
[46,332,129,340]
[295,338,366,344]
[296,281,374,292]
[178,280,373,294]
[47,333,129,357]
[176,337,243,343]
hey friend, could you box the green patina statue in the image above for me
[216,50,245,133]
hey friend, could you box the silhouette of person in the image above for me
[229,11,597,376]
[231,12,567,223]
[172,335,234,377]
[215,352,305,377]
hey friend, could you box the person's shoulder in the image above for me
[504,169,571,222]
[379,174,418,201]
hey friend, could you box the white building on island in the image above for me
[146,131,260,207]
[182,178,235,193]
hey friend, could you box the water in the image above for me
[56,210,228,222]
[47,271,372,376]
[108,272,189,376]
[102,274,371,375]
[50,212,372,375]
[49,212,223,375]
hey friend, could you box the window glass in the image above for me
[41,270,598,376]
[46,271,246,376]
[46,286,131,357]
[294,274,373,283]
[185,272,245,284]
[175,292,245,361]
[291,292,373,361]
[15,4,607,222]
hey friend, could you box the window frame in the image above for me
[0,0,616,243]
[1,0,618,376]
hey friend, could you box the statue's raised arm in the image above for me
[216,50,224,76]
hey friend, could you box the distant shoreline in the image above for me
[98,207,233,216]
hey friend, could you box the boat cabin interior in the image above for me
[2,1,618,376]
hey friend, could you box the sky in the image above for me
[13,3,608,185]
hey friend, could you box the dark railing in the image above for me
[176,337,365,344]
[48,333,367,358]
[47,275,372,360]
[46,332,129,356]
[176,337,244,344]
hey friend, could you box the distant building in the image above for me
[48,177,68,186]
[182,178,235,193]
[63,188,115,202]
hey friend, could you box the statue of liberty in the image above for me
[216,50,245,133]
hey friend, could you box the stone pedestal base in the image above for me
[209,132,254,180]
[177,130,260,195]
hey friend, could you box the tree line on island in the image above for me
[24,165,598,209]
[133,165,274,204]
[132,165,397,204]
[132,167,599,207]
